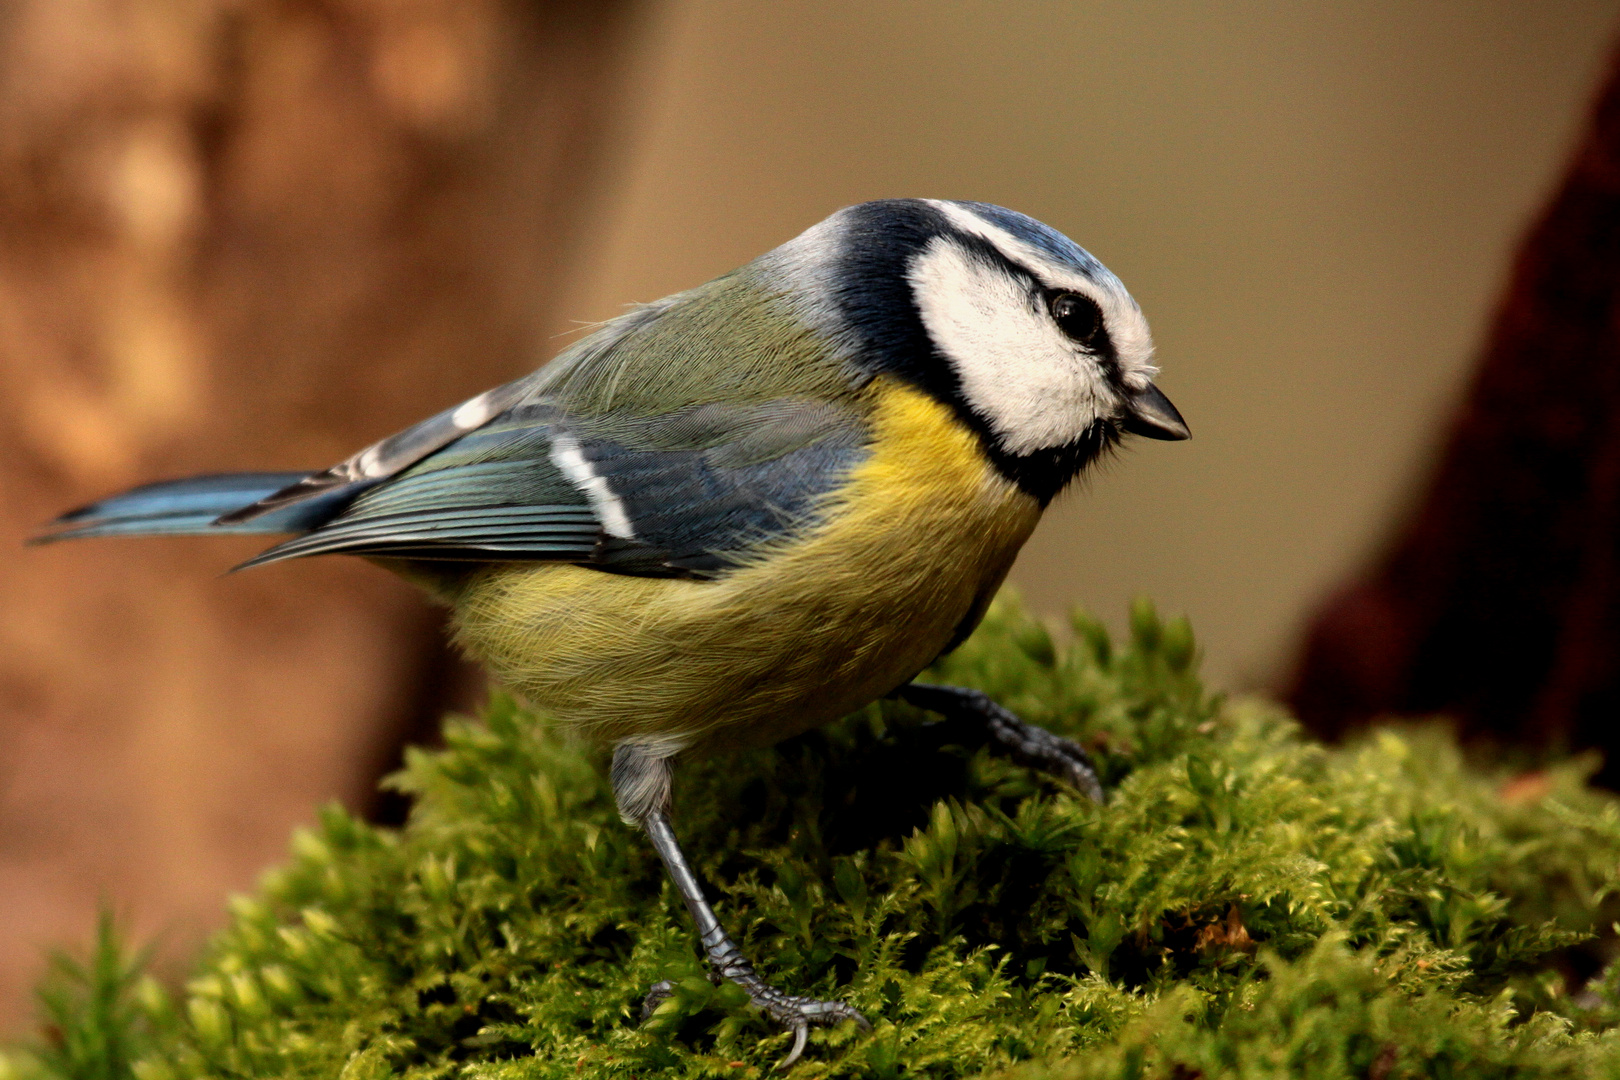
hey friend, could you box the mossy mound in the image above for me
[10,596,1620,1079]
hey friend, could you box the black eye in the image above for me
[1048,291,1102,347]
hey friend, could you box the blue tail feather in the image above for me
[32,472,332,544]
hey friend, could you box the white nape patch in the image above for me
[452,392,493,429]
[910,237,1118,457]
[928,201,1157,391]
[549,432,636,540]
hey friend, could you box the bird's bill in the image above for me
[1121,384,1190,441]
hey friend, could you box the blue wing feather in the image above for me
[578,428,865,569]
[237,398,869,576]
[31,473,334,543]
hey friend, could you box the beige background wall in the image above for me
[555,1,1620,688]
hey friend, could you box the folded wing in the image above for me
[239,396,869,577]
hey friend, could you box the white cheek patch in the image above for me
[929,201,1158,391]
[909,238,1115,456]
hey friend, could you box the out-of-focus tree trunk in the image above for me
[0,0,641,1030]
[1289,44,1620,776]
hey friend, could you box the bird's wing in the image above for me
[232,272,870,574]
[238,394,869,576]
[213,372,549,526]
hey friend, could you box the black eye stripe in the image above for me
[1042,288,1124,386]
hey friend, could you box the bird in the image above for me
[34,198,1188,1065]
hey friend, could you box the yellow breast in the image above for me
[447,378,1042,754]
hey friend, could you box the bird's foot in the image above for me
[983,704,1105,803]
[632,802,869,1067]
[896,683,1105,804]
[731,967,870,1070]
[640,967,869,1069]
[640,979,676,1021]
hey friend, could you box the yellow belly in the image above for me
[445,378,1041,755]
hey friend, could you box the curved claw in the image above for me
[764,998,869,1069]
[777,1022,810,1071]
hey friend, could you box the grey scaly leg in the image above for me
[894,683,1106,804]
[613,743,869,1067]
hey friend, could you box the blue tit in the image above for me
[36,198,1187,1061]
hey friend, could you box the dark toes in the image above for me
[766,998,869,1070]
[766,997,868,1029]
[640,979,675,1023]
[1047,740,1105,800]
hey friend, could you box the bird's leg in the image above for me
[893,683,1106,804]
[613,744,869,1066]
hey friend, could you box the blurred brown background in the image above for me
[1,0,1617,1034]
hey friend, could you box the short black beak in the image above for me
[1121,384,1190,441]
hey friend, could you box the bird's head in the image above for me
[759,198,1187,504]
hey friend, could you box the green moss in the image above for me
[9,595,1620,1079]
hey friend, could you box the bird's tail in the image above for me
[30,472,339,544]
